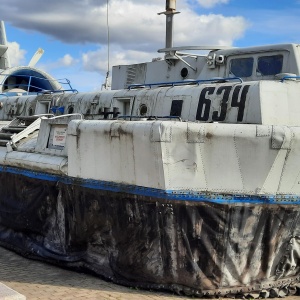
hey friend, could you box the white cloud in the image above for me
[6,41,26,67]
[59,54,76,66]
[174,12,247,46]
[80,9,247,75]
[1,0,248,65]
[0,0,249,91]
[82,46,158,74]
[0,0,245,49]
[42,54,78,69]
[197,0,229,8]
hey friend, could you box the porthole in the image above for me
[139,104,148,116]
[181,67,188,78]
[68,106,74,114]
[28,107,33,116]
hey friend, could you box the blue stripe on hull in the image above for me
[0,165,299,204]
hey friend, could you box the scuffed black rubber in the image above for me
[1,170,300,298]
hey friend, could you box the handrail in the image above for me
[280,76,300,82]
[0,73,74,94]
[128,77,243,89]
[118,115,182,121]
[4,82,49,92]
[27,76,32,93]
[17,114,55,119]
[37,89,78,95]
[48,113,83,120]
[0,93,8,99]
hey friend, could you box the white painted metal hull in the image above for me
[2,2,300,295]
[0,119,300,297]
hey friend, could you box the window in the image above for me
[170,100,183,117]
[230,57,254,77]
[257,55,283,76]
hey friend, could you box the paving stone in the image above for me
[3,246,300,300]
[0,246,190,300]
[0,282,26,300]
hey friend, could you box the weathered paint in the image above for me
[67,120,300,196]
[0,116,300,297]
[0,80,300,126]
[1,41,300,298]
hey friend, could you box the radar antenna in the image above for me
[102,0,111,90]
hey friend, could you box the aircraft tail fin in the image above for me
[0,21,11,69]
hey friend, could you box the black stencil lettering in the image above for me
[196,87,215,121]
[231,85,249,122]
[212,86,232,121]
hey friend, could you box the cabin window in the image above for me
[230,57,253,77]
[170,100,183,117]
[257,55,283,76]
[123,100,131,115]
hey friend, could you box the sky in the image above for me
[1,0,300,92]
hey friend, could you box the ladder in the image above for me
[0,116,42,148]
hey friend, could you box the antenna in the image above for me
[158,0,180,49]
[102,0,111,90]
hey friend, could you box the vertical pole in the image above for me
[165,14,174,49]
[158,1,179,50]
[0,21,11,69]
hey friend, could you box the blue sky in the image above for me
[2,0,300,91]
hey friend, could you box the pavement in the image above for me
[0,246,192,300]
[2,246,300,300]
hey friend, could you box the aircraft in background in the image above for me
[0,21,72,95]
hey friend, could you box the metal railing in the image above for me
[127,77,243,89]
[0,73,75,95]
[280,76,300,82]
[118,115,182,121]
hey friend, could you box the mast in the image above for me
[101,0,111,90]
[158,0,180,49]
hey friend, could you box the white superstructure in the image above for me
[0,1,300,298]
